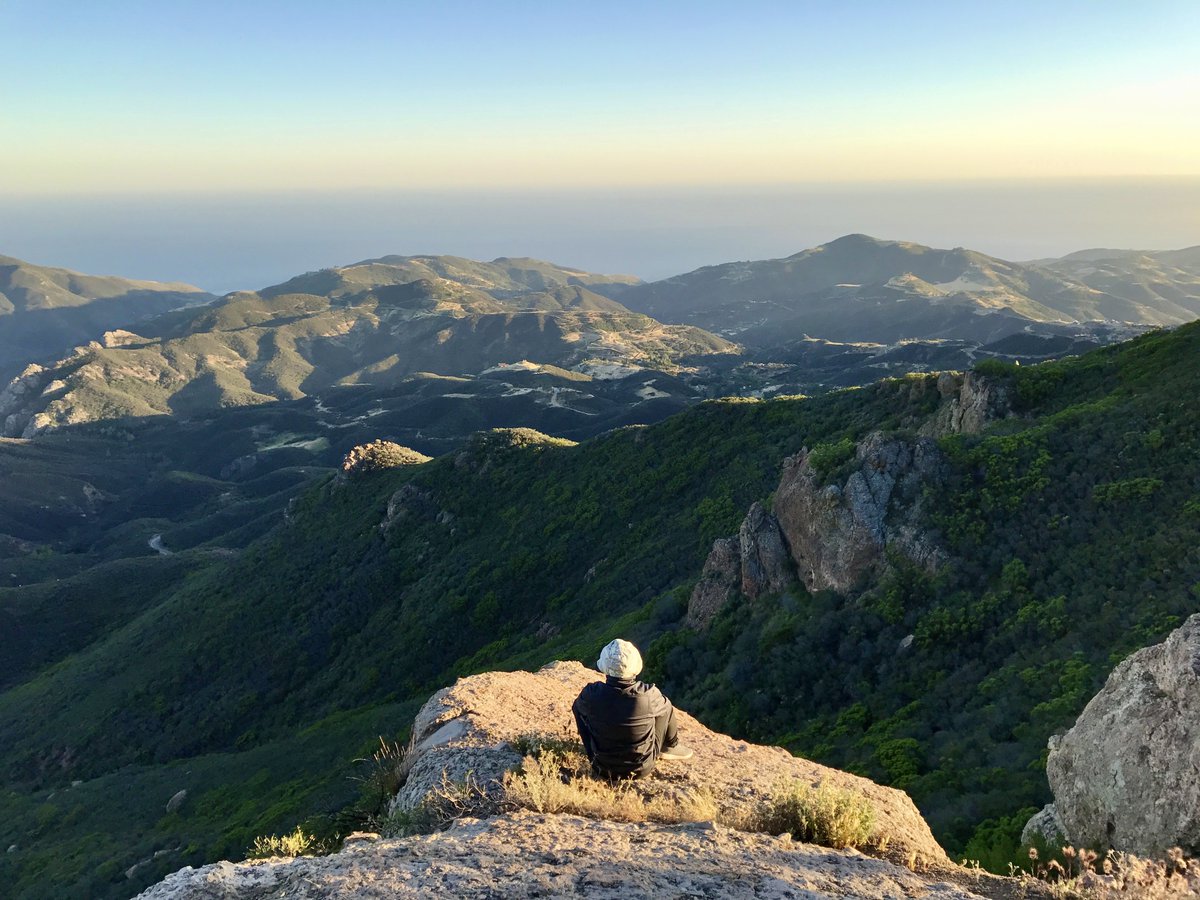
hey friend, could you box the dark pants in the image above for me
[574,706,679,779]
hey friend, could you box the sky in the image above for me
[0,0,1197,288]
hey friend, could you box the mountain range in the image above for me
[0,255,210,384]
[5,235,1197,445]
[615,233,1200,345]
[1,236,1199,898]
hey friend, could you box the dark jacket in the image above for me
[572,677,672,778]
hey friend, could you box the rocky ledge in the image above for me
[392,661,946,867]
[136,661,1017,899]
[137,811,986,900]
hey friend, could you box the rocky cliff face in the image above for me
[738,502,794,601]
[0,364,49,438]
[687,431,947,624]
[136,662,1003,900]
[921,371,1013,437]
[773,432,946,594]
[685,537,742,628]
[1038,614,1200,855]
[686,503,794,627]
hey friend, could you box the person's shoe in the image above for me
[659,745,694,761]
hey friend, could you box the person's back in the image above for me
[572,638,693,778]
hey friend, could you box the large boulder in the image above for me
[391,661,950,869]
[135,663,1024,900]
[773,432,946,593]
[1045,614,1200,854]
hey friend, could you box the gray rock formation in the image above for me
[773,432,946,593]
[165,790,188,814]
[389,661,951,869]
[0,364,47,438]
[739,502,793,600]
[1020,803,1064,848]
[685,537,740,627]
[1044,614,1200,854]
[921,371,1013,436]
[381,484,438,532]
[686,503,794,626]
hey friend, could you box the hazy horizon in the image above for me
[1,179,1197,294]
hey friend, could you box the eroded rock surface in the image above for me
[137,811,986,900]
[773,432,946,593]
[392,661,949,869]
[922,371,1013,436]
[1020,803,1064,848]
[685,537,741,627]
[1045,614,1200,855]
[739,502,793,600]
[686,502,794,626]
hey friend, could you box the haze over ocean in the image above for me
[2,179,1197,294]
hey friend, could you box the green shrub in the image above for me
[1091,477,1163,506]
[752,780,875,850]
[806,438,855,479]
[246,826,332,859]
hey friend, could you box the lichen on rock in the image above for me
[1042,613,1200,855]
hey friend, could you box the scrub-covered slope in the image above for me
[3,322,1199,897]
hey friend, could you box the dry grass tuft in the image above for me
[751,779,876,851]
[502,751,718,825]
[383,770,494,838]
[1019,845,1200,899]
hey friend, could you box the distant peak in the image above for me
[826,233,886,246]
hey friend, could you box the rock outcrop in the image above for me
[380,484,438,532]
[1042,614,1200,855]
[773,432,946,594]
[686,502,794,626]
[137,812,987,900]
[921,371,1013,436]
[137,662,996,900]
[738,502,793,600]
[1019,803,1064,848]
[0,364,48,438]
[391,661,949,868]
[686,537,741,627]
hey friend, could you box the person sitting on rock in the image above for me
[572,638,693,779]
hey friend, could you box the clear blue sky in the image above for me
[2,0,1198,190]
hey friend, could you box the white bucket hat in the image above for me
[597,638,643,680]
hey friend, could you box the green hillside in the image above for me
[2,322,1198,897]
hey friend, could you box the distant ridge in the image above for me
[0,254,211,381]
[619,234,1200,345]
